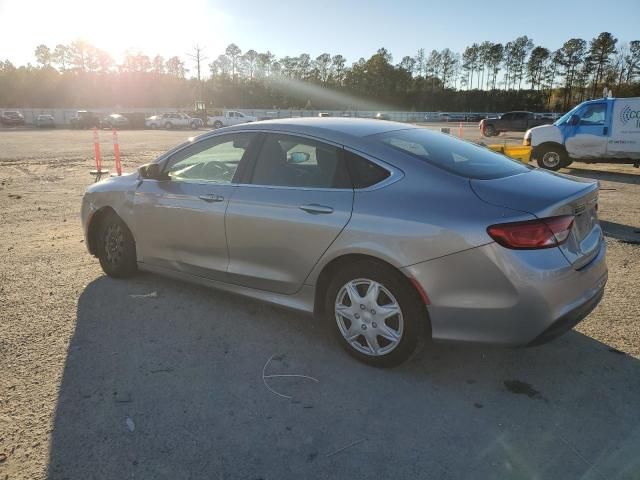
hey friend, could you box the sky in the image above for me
[1,0,639,73]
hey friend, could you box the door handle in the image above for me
[299,204,334,214]
[199,194,224,203]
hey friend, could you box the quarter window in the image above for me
[250,134,350,188]
[165,133,256,183]
[345,151,390,188]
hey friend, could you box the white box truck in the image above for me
[525,97,640,170]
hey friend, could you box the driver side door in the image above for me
[132,132,259,280]
[565,102,608,158]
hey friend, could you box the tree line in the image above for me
[1,33,639,112]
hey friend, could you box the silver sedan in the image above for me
[81,118,607,367]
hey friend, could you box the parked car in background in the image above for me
[82,118,606,367]
[144,115,163,129]
[526,96,640,170]
[318,112,331,118]
[464,113,487,122]
[208,110,257,128]
[480,111,552,137]
[146,113,203,130]
[35,114,55,128]
[374,112,391,120]
[101,113,130,129]
[70,111,100,129]
[1,111,25,126]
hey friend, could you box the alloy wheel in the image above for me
[103,223,125,267]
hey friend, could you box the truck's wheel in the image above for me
[190,121,198,129]
[536,145,567,171]
[164,122,173,129]
[214,120,223,129]
[483,124,497,137]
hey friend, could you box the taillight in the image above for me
[487,216,574,250]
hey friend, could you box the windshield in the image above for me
[376,128,531,180]
[554,105,580,125]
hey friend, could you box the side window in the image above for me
[345,151,390,189]
[250,134,350,189]
[501,113,513,121]
[165,133,256,183]
[579,104,606,125]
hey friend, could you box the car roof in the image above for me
[212,117,412,141]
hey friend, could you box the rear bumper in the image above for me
[402,240,607,346]
[527,283,605,346]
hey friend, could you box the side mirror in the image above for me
[138,163,167,180]
[287,151,310,164]
[568,114,580,126]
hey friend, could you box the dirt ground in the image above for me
[1,126,639,479]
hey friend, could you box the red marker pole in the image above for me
[112,128,122,176]
[93,128,102,172]
[459,122,463,139]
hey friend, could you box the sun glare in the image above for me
[1,0,231,64]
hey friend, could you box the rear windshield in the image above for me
[375,128,531,180]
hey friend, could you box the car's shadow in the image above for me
[564,166,640,185]
[47,274,640,479]
[600,220,640,244]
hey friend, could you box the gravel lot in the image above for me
[1,127,639,479]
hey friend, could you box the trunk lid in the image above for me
[471,169,602,269]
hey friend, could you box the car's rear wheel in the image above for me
[213,120,223,129]
[150,123,157,130]
[536,145,567,171]
[325,260,426,367]
[96,212,137,278]
[164,122,173,130]
[483,124,497,137]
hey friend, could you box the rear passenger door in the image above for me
[225,133,353,294]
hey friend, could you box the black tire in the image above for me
[324,260,427,368]
[213,120,223,129]
[536,144,567,171]
[96,212,137,278]
[164,122,173,130]
[483,124,498,137]
[190,121,198,129]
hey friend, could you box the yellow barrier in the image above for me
[487,144,532,163]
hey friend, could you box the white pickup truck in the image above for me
[207,110,257,129]
[526,96,640,170]
[145,113,203,130]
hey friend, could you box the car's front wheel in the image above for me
[325,260,426,367]
[164,122,173,130]
[96,212,137,278]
